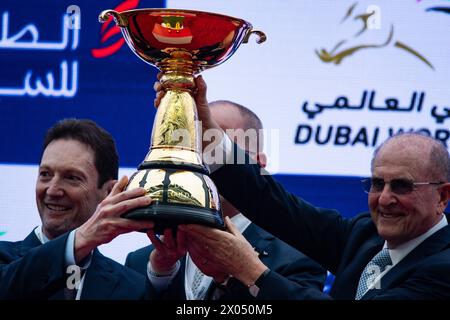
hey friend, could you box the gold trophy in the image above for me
[99,8,266,233]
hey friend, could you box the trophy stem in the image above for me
[157,51,200,80]
[140,70,206,173]
[160,72,196,93]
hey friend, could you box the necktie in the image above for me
[66,268,87,300]
[355,248,392,300]
[191,268,228,300]
[192,268,202,292]
[50,269,85,300]
[191,268,210,300]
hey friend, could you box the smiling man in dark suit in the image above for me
[0,119,154,299]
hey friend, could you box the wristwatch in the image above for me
[248,269,270,297]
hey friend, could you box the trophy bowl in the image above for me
[99,8,266,233]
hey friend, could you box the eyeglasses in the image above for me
[361,178,444,195]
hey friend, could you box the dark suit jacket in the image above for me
[0,230,154,299]
[125,222,327,300]
[210,150,450,299]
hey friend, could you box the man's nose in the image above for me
[46,179,64,197]
[377,183,397,206]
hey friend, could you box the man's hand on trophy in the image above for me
[74,176,154,264]
[193,75,219,132]
[181,217,267,288]
[147,227,187,274]
[153,72,165,109]
[185,230,230,284]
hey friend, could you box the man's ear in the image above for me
[438,183,450,213]
[256,152,267,168]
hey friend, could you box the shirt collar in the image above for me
[34,226,50,244]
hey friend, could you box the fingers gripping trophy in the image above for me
[99,8,266,233]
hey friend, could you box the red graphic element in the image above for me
[91,0,140,58]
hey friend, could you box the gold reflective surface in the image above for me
[142,147,204,167]
[152,90,198,149]
[127,169,166,202]
[126,168,220,215]
[166,171,205,206]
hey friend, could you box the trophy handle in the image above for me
[98,9,128,27]
[243,29,267,44]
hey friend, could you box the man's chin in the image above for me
[377,227,404,245]
[42,221,73,239]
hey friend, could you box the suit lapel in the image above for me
[331,236,384,299]
[20,230,73,300]
[80,250,118,299]
[20,230,42,256]
[363,224,450,299]
[243,223,273,258]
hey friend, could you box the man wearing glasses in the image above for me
[173,76,450,299]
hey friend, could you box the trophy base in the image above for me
[122,203,225,234]
[124,163,223,235]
